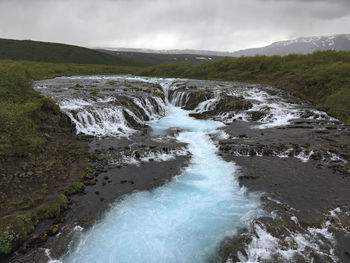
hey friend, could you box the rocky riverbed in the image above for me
[6,75,350,262]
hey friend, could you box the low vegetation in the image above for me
[0,38,139,66]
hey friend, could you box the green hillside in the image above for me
[0,38,138,66]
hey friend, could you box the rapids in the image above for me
[32,76,347,263]
[59,105,257,263]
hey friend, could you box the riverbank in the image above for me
[0,104,89,259]
[0,61,135,258]
[5,135,190,262]
[216,119,350,262]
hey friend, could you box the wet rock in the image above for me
[183,91,211,110]
[48,224,59,236]
[238,175,259,180]
[301,110,315,119]
[249,150,256,156]
[84,179,97,185]
[248,110,267,121]
[310,152,322,161]
[32,233,48,243]
[262,148,274,156]
[134,151,141,159]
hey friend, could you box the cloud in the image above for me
[0,0,349,51]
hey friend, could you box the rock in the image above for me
[120,180,127,184]
[238,175,259,180]
[183,91,210,110]
[48,224,59,236]
[33,233,48,243]
[300,110,315,119]
[248,110,267,121]
[310,152,322,161]
[84,179,97,186]
[134,151,141,159]
[249,150,256,156]
[262,148,274,156]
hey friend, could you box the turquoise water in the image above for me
[60,105,257,263]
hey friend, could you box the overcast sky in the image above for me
[0,0,349,51]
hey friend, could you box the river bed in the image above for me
[18,75,350,263]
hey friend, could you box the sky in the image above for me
[0,0,349,52]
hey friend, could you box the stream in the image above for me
[60,105,257,262]
[31,75,350,263]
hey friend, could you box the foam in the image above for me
[58,106,259,263]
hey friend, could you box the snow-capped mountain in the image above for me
[231,34,350,56]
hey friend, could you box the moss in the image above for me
[90,88,98,95]
[115,100,129,107]
[0,231,16,254]
[184,91,208,110]
[48,224,59,236]
[0,214,39,255]
[106,81,116,85]
[153,90,165,101]
[63,182,85,196]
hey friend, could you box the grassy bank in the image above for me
[136,51,350,124]
[0,60,134,257]
[0,60,136,151]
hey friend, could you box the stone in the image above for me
[48,224,59,236]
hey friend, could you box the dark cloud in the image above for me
[0,0,349,51]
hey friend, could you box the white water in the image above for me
[58,105,258,263]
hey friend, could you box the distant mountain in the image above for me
[101,34,350,58]
[231,34,350,56]
[0,38,138,66]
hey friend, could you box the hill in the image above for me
[0,38,138,66]
[97,49,222,65]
